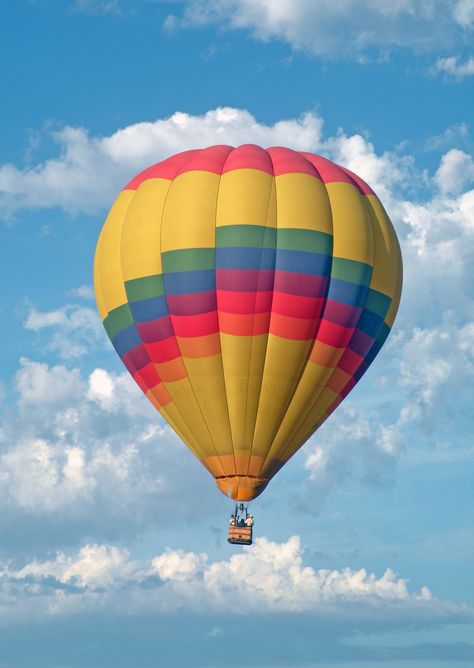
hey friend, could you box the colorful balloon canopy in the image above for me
[94,145,402,501]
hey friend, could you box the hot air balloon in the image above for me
[94,145,402,545]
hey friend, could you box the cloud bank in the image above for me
[1,535,467,626]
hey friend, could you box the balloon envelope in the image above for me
[94,145,402,501]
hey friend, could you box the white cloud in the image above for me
[432,55,474,79]
[453,0,474,28]
[24,304,103,358]
[398,320,474,418]
[425,123,471,151]
[15,544,137,588]
[15,358,83,407]
[0,357,218,545]
[1,535,466,625]
[68,285,95,300]
[0,109,322,217]
[434,149,474,193]
[166,1,474,58]
[325,131,414,206]
[304,406,405,503]
[152,548,207,582]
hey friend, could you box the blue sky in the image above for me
[0,1,473,666]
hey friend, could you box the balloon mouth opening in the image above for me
[215,475,269,502]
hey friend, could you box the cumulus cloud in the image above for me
[67,285,95,300]
[0,109,323,217]
[453,0,474,28]
[1,535,466,625]
[432,55,474,79]
[434,149,474,193]
[304,406,405,504]
[165,0,474,58]
[15,357,83,407]
[397,320,474,428]
[24,303,104,358]
[0,357,220,552]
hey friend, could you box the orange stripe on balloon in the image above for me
[326,367,352,394]
[153,358,187,383]
[309,340,344,368]
[147,383,172,408]
[269,313,316,340]
[218,311,270,336]
[177,333,221,358]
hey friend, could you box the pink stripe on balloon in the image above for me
[267,147,321,178]
[124,150,200,190]
[221,144,274,174]
[176,145,233,176]
[298,153,354,186]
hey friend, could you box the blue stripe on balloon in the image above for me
[112,324,141,357]
[129,295,168,323]
[163,269,215,295]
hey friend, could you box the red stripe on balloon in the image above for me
[217,290,273,314]
[272,292,325,319]
[177,145,233,176]
[267,147,321,178]
[170,311,219,337]
[317,320,355,348]
[298,153,355,187]
[124,150,200,190]
[221,144,274,174]
[146,336,182,363]
[133,362,161,393]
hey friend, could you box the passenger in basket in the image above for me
[245,514,254,527]
[229,514,236,526]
